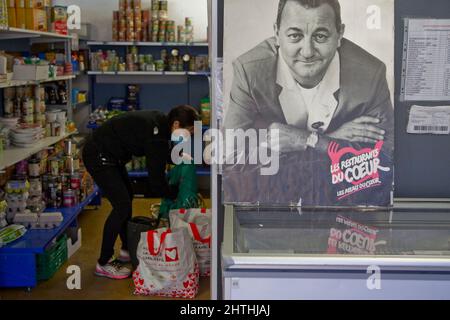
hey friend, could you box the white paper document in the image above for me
[402,19,450,101]
[407,105,450,135]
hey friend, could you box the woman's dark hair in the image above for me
[168,105,200,128]
[276,0,342,32]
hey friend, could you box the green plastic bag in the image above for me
[158,163,200,219]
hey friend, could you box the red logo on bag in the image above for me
[165,247,179,262]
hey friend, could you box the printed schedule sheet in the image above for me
[402,19,450,101]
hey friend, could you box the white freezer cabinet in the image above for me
[222,205,450,300]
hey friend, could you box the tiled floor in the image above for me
[0,198,211,300]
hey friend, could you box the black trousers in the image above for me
[82,138,134,266]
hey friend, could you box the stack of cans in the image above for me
[185,17,194,43]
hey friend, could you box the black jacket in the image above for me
[91,110,171,197]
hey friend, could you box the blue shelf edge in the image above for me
[0,185,100,255]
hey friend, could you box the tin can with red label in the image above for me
[63,190,76,207]
[70,173,81,190]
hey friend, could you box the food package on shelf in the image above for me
[25,8,47,31]
[7,6,16,27]
[50,5,67,35]
[16,7,26,29]
[0,200,8,228]
[13,211,38,229]
[0,0,9,28]
[38,212,63,229]
[0,224,27,247]
[13,212,63,229]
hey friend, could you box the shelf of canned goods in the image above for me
[0,131,77,171]
[86,41,208,47]
[0,27,74,42]
[0,75,76,89]
[87,41,210,110]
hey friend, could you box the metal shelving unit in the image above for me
[0,27,73,42]
[87,41,208,47]
[87,71,210,76]
[0,28,95,289]
[0,131,77,171]
[0,75,76,89]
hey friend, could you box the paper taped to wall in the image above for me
[407,105,450,135]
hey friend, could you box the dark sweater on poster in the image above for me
[90,110,171,197]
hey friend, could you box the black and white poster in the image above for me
[221,0,395,207]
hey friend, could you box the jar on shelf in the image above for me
[28,158,41,177]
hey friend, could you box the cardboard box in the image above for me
[8,7,16,27]
[16,7,26,28]
[13,64,49,81]
[25,8,46,31]
[25,0,36,9]
[15,0,24,8]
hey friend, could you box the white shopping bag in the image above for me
[169,208,211,277]
[132,227,200,299]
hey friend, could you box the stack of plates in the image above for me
[10,126,45,148]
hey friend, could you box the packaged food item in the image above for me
[28,158,40,177]
[25,8,47,31]
[7,6,16,27]
[0,224,27,246]
[25,0,36,8]
[15,0,25,8]
[16,7,26,28]
[50,5,67,35]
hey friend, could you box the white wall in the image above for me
[55,0,208,42]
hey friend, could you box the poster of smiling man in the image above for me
[221,0,395,207]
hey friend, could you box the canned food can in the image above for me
[45,123,51,137]
[21,98,34,115]
[4,99,14,114]
[155,59,165,72]
[61,173,71,190]
[73,157,80,171]
[22,114,34,125]
[49,158,59,176]
[158,10,168,20]
[29,177,42,195]
[15,160,28,176]
[119,0,126,11]
[159,0,168,11]
[28,159,40,177]
[71,173,81,190]
[177,59,184,72]
[4,87,16,100]
[47,177,62,208]
[126,0,133,10]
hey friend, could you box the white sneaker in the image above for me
[117,249,131,263]
[95,259,131,280]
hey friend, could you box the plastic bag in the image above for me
[158,163,201,219]
[169,208,211,277]
[132,227,200,299]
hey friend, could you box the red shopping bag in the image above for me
[170,208,211,277]
[132,227,200,299]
